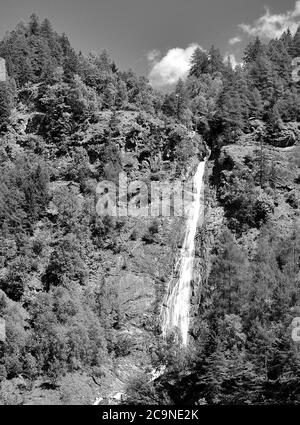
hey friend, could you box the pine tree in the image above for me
[234,68,251,122]
[218,89,244,137]
[265,103,282,134]
[280,28,293,56]
[222,56,235,86]
[28,13,40,36]
[248,88,264,119]
[59,33,71,56]
[267,39,292,84]
[201,345,229,403]
[247,54,276,106]
[40,18,53,37]
[189,47,209,77]
[0,81,13,127]
[115,79,128,108]
[63,48,79,81]
[0,27,34,85]
[208,45,224,74]
[243,37,265,63]
[291,25,300,58]
[208,229,249,315]
[162,92,177,117]
[97,49,113,78]
[103,82,117,108]
[174,78,188,120]
[29,36,54,81]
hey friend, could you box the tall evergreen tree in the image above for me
[28,13,40,36]
[243,37,265,64]
[40,18,53,37]
[208,45,224,74]
[280,28,294,56]
[291,25,300,58]
[267,39,292,84]
[174,78,189,119]
[189,47,209,77]
[0,80,14,128]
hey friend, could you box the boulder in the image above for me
[268,121,300,148]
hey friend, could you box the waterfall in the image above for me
[161,161,206,345]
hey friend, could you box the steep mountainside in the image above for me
[0,15,300,405]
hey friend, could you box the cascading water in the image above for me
[161,160,206,345]
[93,160,207,405]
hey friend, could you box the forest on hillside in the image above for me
[0,14,299,405]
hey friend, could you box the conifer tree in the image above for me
[40,18,53,37]
[174,78,189,120]
[291,25,300,58]
[248,88,264,119]
[208,45,224,74]
[28,13,40,36]
[208,229,249,315]
[267,39,292,84]
[280,28,293,56]
[243,37,265,63]
[0,81,13,127]
[189,47,209,77]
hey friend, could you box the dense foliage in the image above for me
[0,15,299,404]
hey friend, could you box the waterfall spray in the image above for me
[161,160,206,345]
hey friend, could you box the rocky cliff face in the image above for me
[1,92,210,403]
[190,134,299,342]
[5,96,299,403]
[189,159,224,339]
[83,125,207,401]
[217,138,299,236]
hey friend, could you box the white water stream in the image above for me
[93,160,207,404]
[161,161,206,345]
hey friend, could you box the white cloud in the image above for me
[229,36,242,45]
[224,53,241,69]
[239,1,300,39]
[148,44,200,88]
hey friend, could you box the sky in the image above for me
[0,0,299,88]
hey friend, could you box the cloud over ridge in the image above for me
[148,44,199,88]
[239,1,300,39]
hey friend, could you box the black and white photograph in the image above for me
[0,0,299,412]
